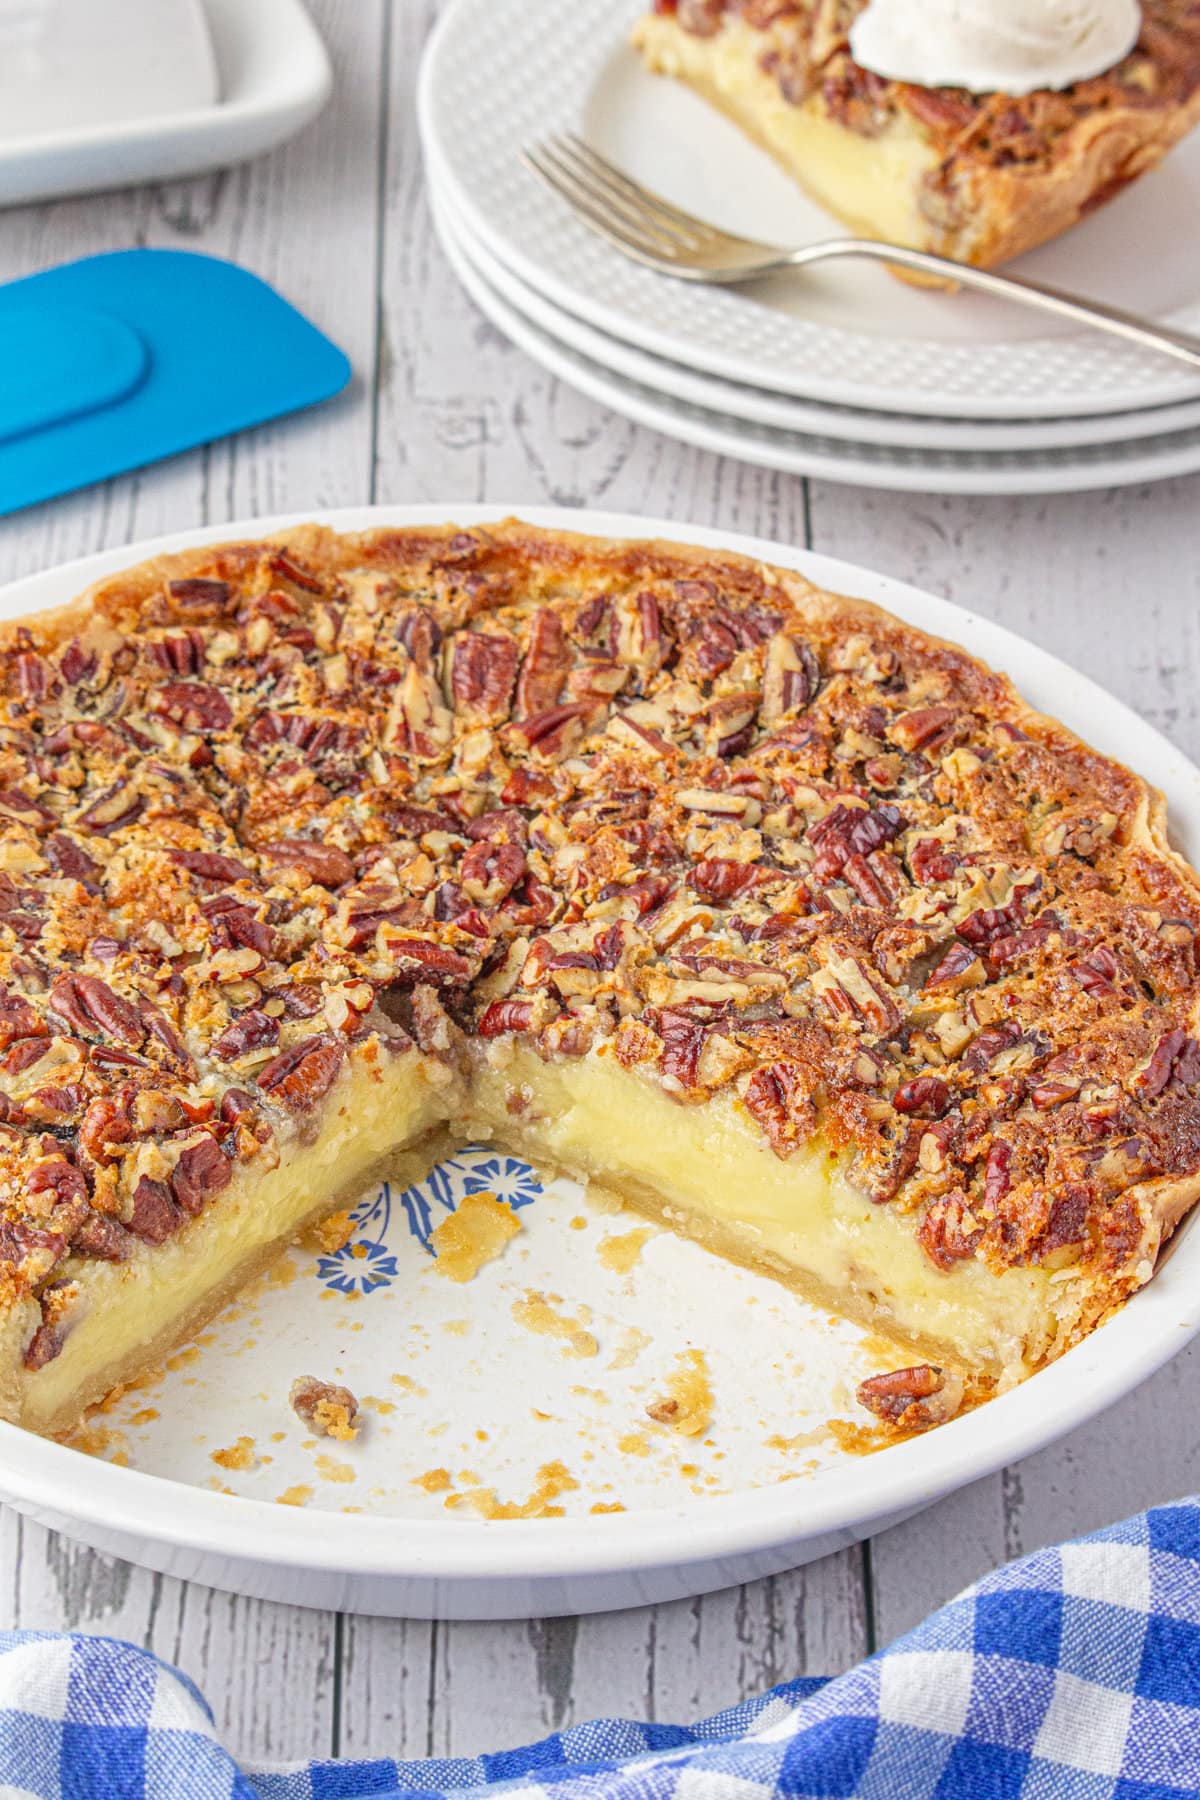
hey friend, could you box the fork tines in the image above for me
[521,132,723,269]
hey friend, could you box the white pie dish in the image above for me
[2,502,1198,1622]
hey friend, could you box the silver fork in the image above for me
[521,133,1200,378]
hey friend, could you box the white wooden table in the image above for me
[2,0,1198,1767]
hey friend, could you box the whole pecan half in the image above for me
[258,1035,345,1113]
[261,839,355,890]
[211,1009,280,1062]
[49,974,145,1048]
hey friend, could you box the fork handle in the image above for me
[792,239,1200,377]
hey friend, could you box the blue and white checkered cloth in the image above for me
[8,1498,1200,1798]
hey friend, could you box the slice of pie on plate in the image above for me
[632,1,1200,268]
[1,519,1199,1441]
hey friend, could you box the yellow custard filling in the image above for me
[633,14,938,247]
[19,1051,454,1435]
[466,1042,1057,1378]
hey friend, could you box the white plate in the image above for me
[419,0,1200,422]
[0,0,331,208]
[4,503,1200,1621]
[433,194,1200,498]
[432,174,1200,456]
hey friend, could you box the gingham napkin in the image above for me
[6,1499,1200,1799]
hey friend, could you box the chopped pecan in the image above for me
[167,576,232,614]
[760,632,820,725]
[1138,1028,1200,1097]
[893,1076,951,1118]
[0,988,47,1052]
[72,1212,133,1263]
[918,1190,983,1269]
[44,833,101,888]
[655,1008,710,1090]
[150,681,233,733]
[515,609,570,720]
[171,1135,232,1215]
[126,1176,183,1244]
[451,630,519,722]
[385,937,474,987]
[171,849,253,884]
[808,803,904,881]
[856,1364,964,1431]
[742,1061,816,1157]
[887,705,963,755]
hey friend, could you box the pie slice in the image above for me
[2,519,1199,1441]
[632,1,1200,269]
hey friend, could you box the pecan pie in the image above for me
[1,519,1199,1439]
[633,1,1200,268]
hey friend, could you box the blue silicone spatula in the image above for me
[0,248,351,517]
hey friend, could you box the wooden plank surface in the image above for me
[0,0,1198,1767]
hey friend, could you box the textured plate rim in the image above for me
[1,501,1197,1586]
[431,194,1200,499]
[418,0,1200,423]
[432,175,1200,455]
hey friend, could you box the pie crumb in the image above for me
[413,1467,453,1493]
[597,1228,653,1275]
[303,1210,358,1255]
[646,1349,714,1437]
[511,1289,598,1358]
[314,1454,356,1485]
[446,1460,578,1519]
[430,1190,522,1281]
[211,1435,258,1472]
[276,1484,314,1507]
[608,1326,653,1370]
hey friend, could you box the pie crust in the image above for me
[2,519,1199,1438]
[633,1,1200,269]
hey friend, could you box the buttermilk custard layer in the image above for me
[633,2,1200,270]
[2,520,1200,1441]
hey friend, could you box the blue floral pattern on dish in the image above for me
[315,1182,400,1295]
[314,1146,543,1287]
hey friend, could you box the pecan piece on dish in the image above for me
[856,1363,964,1431]
[289,1375,360,1440]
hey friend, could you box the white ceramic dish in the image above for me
[3,503,1200,1620]
[0,0,331,208]
[432,176,1200,456]
[433,195,1200,498]
[419,0,1200,422]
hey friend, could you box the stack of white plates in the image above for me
[418,0,1200,496]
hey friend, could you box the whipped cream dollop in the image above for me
[848,0,1142,96]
